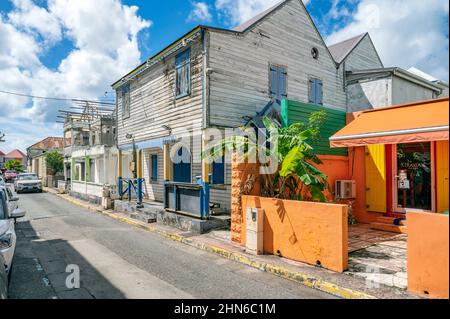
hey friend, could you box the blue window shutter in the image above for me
[309,79,315,104]
[316,80,323,105]
[151,155,158,182]
[278,67,287,100]
[270,66,278,97]
[212,156,225,184]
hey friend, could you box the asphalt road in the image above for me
[8,192,335,299]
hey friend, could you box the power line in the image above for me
[0,89,116,105]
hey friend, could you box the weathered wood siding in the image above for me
[344,35,383,71]
[207,0,347,128]
[116,38,204,147]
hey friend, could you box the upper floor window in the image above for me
[309,78,323,105]
[122,84,130,119]
[175,48,191,98]
[269,65,287,101]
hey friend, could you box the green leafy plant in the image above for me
[203,111,331,202]
[4,159,25,172]
[45,150,64,175]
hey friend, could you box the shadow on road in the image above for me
[9,220,126,299]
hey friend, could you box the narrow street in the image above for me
[9,192,335,299]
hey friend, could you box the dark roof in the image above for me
[234,1,286,32]
[245,100,282,129]
[328,33,367,64]
[0,151,4,156]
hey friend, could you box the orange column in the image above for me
[231,153,260,245]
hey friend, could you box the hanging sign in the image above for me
[398,170,410,190]
[398,179,410,190]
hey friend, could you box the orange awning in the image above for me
[330,98,449,148]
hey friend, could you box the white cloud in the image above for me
[215,0,310,27]
[326,0,449,81]
[8,0,62,44]
[187,2,212,23]
[0,0,152,152]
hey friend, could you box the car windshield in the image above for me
[19,175,38,180]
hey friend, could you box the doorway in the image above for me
[173,146,192,183]
[394,142,433,212]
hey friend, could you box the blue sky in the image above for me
[0,0,448,153]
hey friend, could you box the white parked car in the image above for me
[0,185,26,280]
[14,173,43,194]
[0,254,7,299]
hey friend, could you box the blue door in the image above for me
[173,146,191,183]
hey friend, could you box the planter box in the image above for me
[242,196,349,272]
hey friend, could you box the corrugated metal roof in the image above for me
[328,33,367,64]
[234,1,286,32]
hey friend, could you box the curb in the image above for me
[45,189,377,299]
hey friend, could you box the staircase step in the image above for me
[128,212,156,224]
[370,222,407,234]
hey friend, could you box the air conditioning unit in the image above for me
[335,180,356,200]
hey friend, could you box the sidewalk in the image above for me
[43,187,419,299]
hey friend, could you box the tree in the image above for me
[45,150,64,175]
[203,111,331,202]
[4,159,25,173]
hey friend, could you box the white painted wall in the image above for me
[347,77,392,111]
[392,76,437,105]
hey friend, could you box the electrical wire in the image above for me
[0,89,116,105]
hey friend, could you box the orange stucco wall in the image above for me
[407,211,449,299]
[316,155,350,200]
[242,195,349,272]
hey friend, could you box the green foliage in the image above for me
[45,150,64,175]
[4,159,25,172]
[202,111,331,202]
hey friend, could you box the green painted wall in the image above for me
[281,100,348,156]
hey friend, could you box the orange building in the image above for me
[330,98,449,230]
